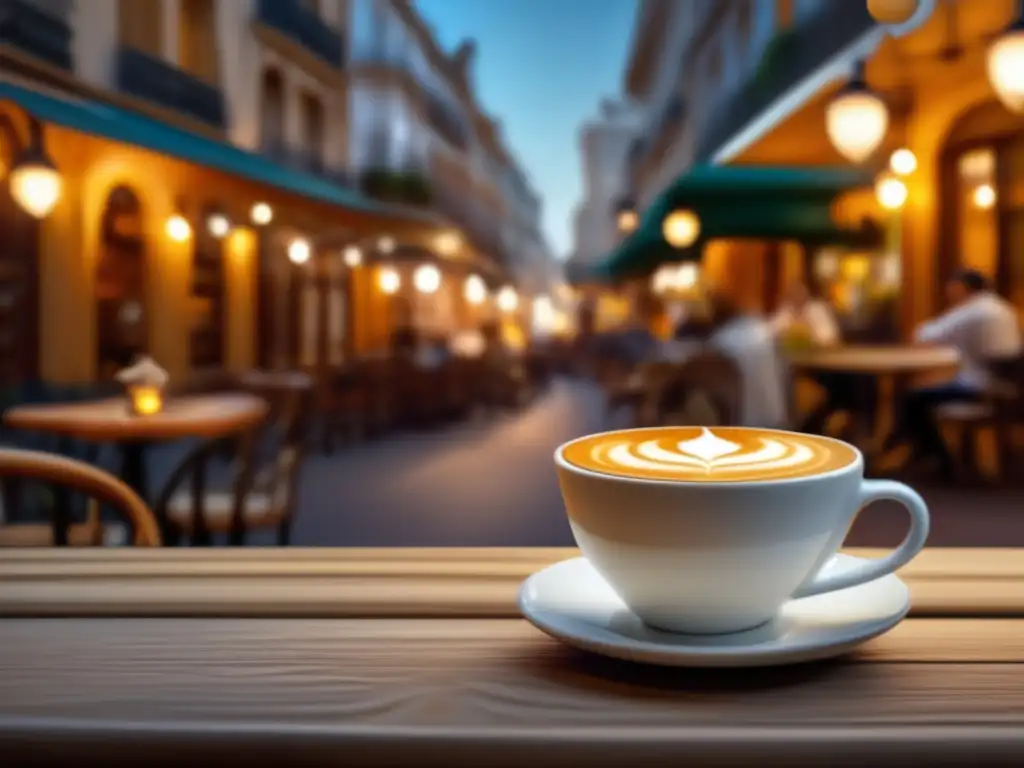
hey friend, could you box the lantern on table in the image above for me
[115,356,170,416]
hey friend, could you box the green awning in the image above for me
[0,82,438,222]
[595,164,878,280]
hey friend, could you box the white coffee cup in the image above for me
[555,427,929,635]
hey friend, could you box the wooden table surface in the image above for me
[788,344,961,375]
[2,547,1024,766]
[2,393,268,442]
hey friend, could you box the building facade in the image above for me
[618,0,1017,336]
[570,98,642,269]
[0,0,544,387]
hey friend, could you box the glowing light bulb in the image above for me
[165,214,192,242]
[250,202,273,225]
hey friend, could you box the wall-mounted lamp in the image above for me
[250,202,273,226]
[379,265,401,294]
[988,7,1024,112]
[377,236,396,255]
[889,148,917,176]
[464,274,487,305]
[9,120,62,219]
[826,60,889,163]
[165,213,192,243]
[207,213,231,239]
[875,173,908,211]
[496,285,519,313]
[662,209,701,248]
[342,245,362,268]
[414,263,441,294]
[288,237,312,265]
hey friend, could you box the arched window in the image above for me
[190,205,226,369]
[0,115,40,386]
[260,67,286,155]
[939,100,1024,316]
[96,185,147,380]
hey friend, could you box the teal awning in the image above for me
[0,82,437,222]
[595,164,878,280]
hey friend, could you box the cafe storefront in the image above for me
[0,82,455,390]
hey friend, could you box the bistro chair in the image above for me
[156,375,309,546]
[0,447,160,547]
[938,355,1024,484]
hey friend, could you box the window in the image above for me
[189,205,226,370]
[300,92,325,172]
[95,185,147,380]
[260,67,286,155]
[118,0,163,55]
[178,0,219,84]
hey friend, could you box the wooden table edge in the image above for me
[1,721,1022,766]
[1,547,1022,618]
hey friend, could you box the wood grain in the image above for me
[1,618,1024,765]
[1,548,1023,618]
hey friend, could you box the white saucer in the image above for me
[518,554,909,668]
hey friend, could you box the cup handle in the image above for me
[792,479,930,599]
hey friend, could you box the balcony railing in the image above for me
[255,0,344,70]
[116,47,226,130]
[694,0,874,161]
[0,0,73,71]
[261,138,355,187]
[424,90,470,151]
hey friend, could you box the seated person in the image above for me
[704,287,788,429]
[883,268,1022,475]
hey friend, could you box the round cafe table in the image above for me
[3,393,268,542]
[787,345,961,454]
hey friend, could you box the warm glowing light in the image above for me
[662,209,701,248]
[988,22,1024,113]
[9,160,62,218]
[342,245,362,268]
[414,263,441,293]
[496,285,519,313]
[378,266,400,294]
[875,174,907,211]
[532,295,556,334]
[867,0,919,25]
[165,214,192,242]
[378,236,396,254]
[617,209,639,233]
[973,184,997,209]
[826,66,889,163]
[250,202,273,226]
[288,238,311,265]
[207,214,230,238]
[889,148,917,176]
[676,263,699,289]
[464,274,487,305]
[434,231,461,256]
[651,266,672,294]
[128,384,164,417]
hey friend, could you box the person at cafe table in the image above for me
[882,268,1022,476]
[769,280,863,436]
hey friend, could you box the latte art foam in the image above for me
[562,427,857,482]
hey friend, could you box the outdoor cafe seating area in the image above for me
[586,330,1024,487]
[0,332,553,549]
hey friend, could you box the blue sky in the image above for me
[415,0,637,260]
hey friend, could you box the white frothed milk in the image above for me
[562,426,856,482]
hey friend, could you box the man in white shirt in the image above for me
[886,269,1022,473]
